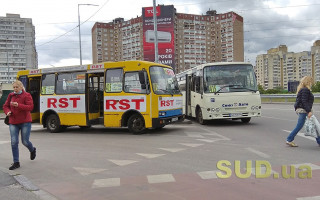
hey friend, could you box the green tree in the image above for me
[312,81,320,92]
[258,84,265,94]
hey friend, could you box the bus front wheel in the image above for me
[46,114,63,133]
[128,114,146,134]
[197,108,206,125]
[241,117,251,123]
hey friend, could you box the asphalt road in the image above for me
[1,103,320,200]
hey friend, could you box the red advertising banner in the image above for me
[142,5,175,69]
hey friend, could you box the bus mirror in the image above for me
[139,71,145,85]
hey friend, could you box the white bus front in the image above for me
[192,63,261,124]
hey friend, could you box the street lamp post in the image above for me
[78,4,98,66]
[152,0,159,63]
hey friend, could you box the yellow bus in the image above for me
[17,61,184,134]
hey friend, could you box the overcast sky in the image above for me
[1,0,320,68]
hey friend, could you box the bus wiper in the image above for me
[231,86,257,92]
[215,84,242,94]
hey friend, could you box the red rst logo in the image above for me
[90,64,103,69]
[106,99,145,110]
[160,100,174,107]
[47,97,80,108]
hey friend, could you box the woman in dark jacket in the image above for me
[286,76,320,147]
[3,80,36,170]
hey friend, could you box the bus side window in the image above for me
[105,69,123,93]
[193,76,201,94]
[124,71,147,94]
[41,74,55,95]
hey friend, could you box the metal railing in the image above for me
[261,94,320,103]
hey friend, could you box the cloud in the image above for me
[2,0,320,68]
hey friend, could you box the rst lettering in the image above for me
[47,97,80,108]
[106,98,145,110]
[160,100,174,107]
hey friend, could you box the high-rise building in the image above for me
[91,5,244,73]
[255,41,320,90]
[0,13,37,84]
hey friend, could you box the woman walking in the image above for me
[3,80,36,170]
[286,76,320,147]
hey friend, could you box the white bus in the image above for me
[176,62,261,124]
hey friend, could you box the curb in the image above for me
[0,167,58,200]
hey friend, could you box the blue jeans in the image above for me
[287,113,320,145]
[9,123,34,163]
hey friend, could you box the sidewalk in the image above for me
[0,167,56,200]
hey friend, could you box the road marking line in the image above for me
[198,127,231,141]
[263,116,296,122]
[247,167,277,175]
[296,196,320,200]
[73,167,107,176]
[185,132,205,138]
[196,139,219,143]
[136,153,165,158]
[245,147,271,158]
[147,174,175,184]
[0,141,10,144]
[283,130,316,141]
[158,148,185,152]
[108,159,138,166]
[291,163,320,170]
[197,171,218,179]
[92,178,120,188]
[179,143,204,147]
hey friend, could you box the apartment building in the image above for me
[92,5,244,73]
[0,13,37,84]
[255,41,320,90]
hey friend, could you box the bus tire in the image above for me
[197,108,206,125]
[241,117,251,123]
[46,114,62,133]
[128,114,146,134]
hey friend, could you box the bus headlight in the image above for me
[211,108,220,112]
[159,111,166,116]
[251,106,260,110]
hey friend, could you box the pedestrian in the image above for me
[286,76,320,147]
[3,80,36,170]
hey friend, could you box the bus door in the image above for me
[19,75,41,122]
[86,73,104,124]
[28,76,41,122]
[185,74,192,117]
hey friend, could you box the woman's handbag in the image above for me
[4,115,9,125]
[4,94,12,125]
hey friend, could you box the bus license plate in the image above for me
[230,113,242,117]
[172,117,178,122]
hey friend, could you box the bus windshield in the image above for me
[203,64,257,93]
[150,66,180,95]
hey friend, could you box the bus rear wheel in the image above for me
[241,117,251,123]
[46,114,63,133]
[128,114,146,134]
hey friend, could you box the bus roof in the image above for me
[17,60,173,76]
[176,62,252,77]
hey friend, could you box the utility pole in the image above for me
[78,4,98,65]
[153,0,159,63]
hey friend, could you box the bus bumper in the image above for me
[152,115,185,128]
